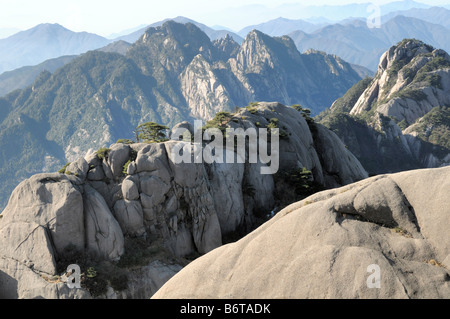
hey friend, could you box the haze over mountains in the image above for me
[3,4,450,94]
[116,16,243,46]
[291,14,450,71]
[202,0,431,29]
[0,24,110,74]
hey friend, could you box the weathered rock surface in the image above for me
[320,39,450,174]
[0,103,368,299]
[83,185,124,260]
[0,222,57,276]
[0,257,91,299]
[350,40,450,122]
[153,166,450,299]
[0,174,86,255]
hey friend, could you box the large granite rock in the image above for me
[0,174,86,255]
[153,166,450,299]
[83,185,124,260]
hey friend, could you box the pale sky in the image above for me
[0,0,449,36]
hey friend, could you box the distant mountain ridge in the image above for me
[116,16,243,45]
[0,40,131,97]
[204,0,430,31]
[238,18,325,37]
[0,23,111,74]
[3,6,450,90]
[381,6,450,29]
[290,15,450,71]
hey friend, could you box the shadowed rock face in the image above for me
[153,166,450,299]
[0,103,368,299]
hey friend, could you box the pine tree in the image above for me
[135,122,169,143]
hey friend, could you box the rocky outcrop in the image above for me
[350,39,450,124]
[180,54,233,119]
[320,39,450,174]
[213,34,240,60]
[153,166,450,299]
[0,102,368,299]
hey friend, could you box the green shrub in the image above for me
[82,273,108,297]
[56,244,129,297]
[245,102,260,114]
[65,171,79,177]
[391,88,427,101]
[135,122,169,143]
[108,269,128,291]
[267,117,289,139]
[293,104,314,124]
[402,67,415,80]
[267,119,278,130]
[273,167,324,209]
[412,106,450,155]
[96,147,111,161]
[412,57,450,89]
[292,104,303,112]
[398,119,409,131]
[279,130,289,139]
[116,139,134,145]
[117,237,162,269]
[58,162,71,174]
[123,160,132,175]
[414,73,442,89]
[203,111,233,134]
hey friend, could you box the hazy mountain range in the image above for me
[291,14,450,71]
[201,0,431,30]
[0,23,110,74]
[381,5,450,28]
[3,5,450,94]
[116,16,243,45]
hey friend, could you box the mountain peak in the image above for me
[350,39,450,126]
[17,23,71,36]
[130,21,214,74]
[34,23,66,29]
[0,23,109,74]
[140,20,208,43]
[213,33,240,59]
[379,39,436,75]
